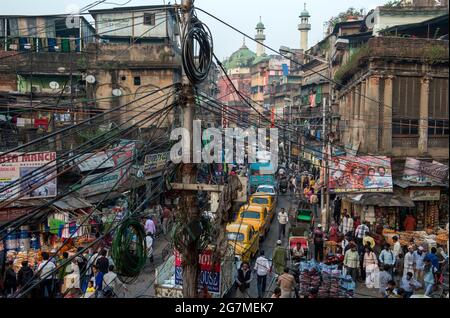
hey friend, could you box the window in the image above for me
[134,76,141,86]
[392,118,419,136]
[121,76,126,81]
[428,119,449,136]
[227,232,244,241]
[240,211,261,219]
[144,13,156,26]
[252,198,269,205]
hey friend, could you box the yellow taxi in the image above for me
[236,204,270,240]
[249,194,276,222]
[226,223,260,263]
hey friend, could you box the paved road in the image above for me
[124,235,170,298]
[239,191,299,298]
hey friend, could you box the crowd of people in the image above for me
[310,212,448,298]
[1,247,126,298]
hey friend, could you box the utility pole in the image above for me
[180,0,200,298]
[321,97,326,219]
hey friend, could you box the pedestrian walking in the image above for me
[17,261,34,290]
[144,216,156,237]
[355,222,370,251]
[313,224,324,262]
[423,259,438,296]
[3,261,17,297]
[235,262,252,298]
[95,249,109,275]
[162,206,172,235]
[146,233,154,263]
[400,272,421,298]
[254,251,271,298]
[277,267,296,298]
[378,265,392,297]
[413,246,426,283]
[277,208,289,240]
[92,265,104,298]
[392,236,402,259]
[340,211,353,237]
[362,246,378,281]
[37,252,56,298]
[328,222,339,243]
[394,253,404,285]
[309,191,319,219]
[404,246,415,277]
[333,197,342,225]
[344,243,359,283]
[272,240,287,275]
[379,243,396,275]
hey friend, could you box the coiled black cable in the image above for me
[182,14,213,84]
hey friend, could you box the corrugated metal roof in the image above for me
[52,195,92,210]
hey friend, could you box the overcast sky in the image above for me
[1,0,387,59]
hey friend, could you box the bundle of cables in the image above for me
[111,218,147,283]
[182,13,213,85]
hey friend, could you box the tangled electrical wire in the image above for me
[182,13,213,85]
[111,218,147,284]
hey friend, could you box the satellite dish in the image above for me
[112,88,123,97]
[49,81,60,90]
[365,10,375,29]
[85,75,96,84]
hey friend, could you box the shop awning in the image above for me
[394,179,448,189]
[52,194,93,211]
[346,193,415,207]
[84,191,124,204]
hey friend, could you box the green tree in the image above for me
[326,7,365,29]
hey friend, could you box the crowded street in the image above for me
[0,0,449,304]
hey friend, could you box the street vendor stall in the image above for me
[297,261,354,298]
[382,227,449,251]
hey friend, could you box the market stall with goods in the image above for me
[297,260,354,298]
[382,227,449,251]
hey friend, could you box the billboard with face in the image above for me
[329,156,393,193]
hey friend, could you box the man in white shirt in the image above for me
[277,208,289,240]
[145,234,154,263]
[38,252,56,298]
[340,210,354,237]
[392,236,402,258]
[404,245,415,276]
[254,250,271,298]
[102,265,127,297]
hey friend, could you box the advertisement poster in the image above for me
[403,158,448,184]
[174,250,221,294]
[329,156,393,193]
[144,152,170,173]
[0,152,57,200]
[76,143,135,197]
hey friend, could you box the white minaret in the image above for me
[255,17,266,57]
[298,3,311,51]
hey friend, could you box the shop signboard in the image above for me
[329,156,393,193]
[78,170,122,197]
[144,152,170,173]
[76,143,135,197]
[174,249,221,294]
[403,158,448,184]
[75,142,135,173]
[410,189,441,201]
[0,152,57,200]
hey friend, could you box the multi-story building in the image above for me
[86,5,182,133]
[0,14,95,151]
